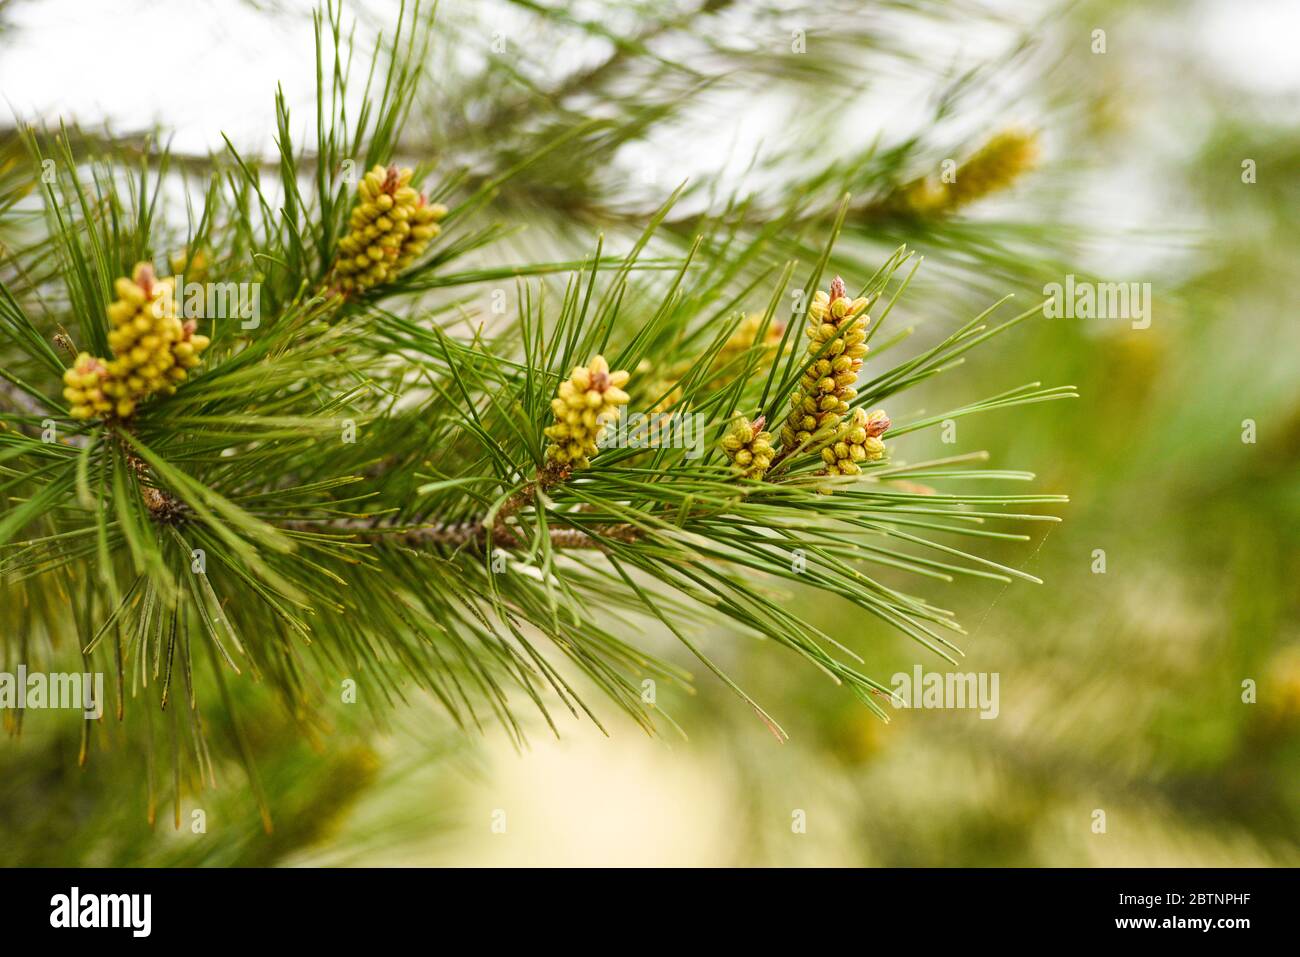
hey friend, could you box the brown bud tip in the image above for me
[591,370,609,392]
[182,319,197,336]
[136,264,156,297]
[866,413,891,437]
[383,165,400,193]
[751,415,766,433]
[829,276,846,302]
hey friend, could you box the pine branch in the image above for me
[284,514,638,551]
[0,1,1080,823]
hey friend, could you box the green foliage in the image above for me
[0,0,1076,831]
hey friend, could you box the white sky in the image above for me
[1,0,327,153]
[1,0,1295,283]
[4,0,1296,158]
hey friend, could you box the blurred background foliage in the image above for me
[1,0,1296,865]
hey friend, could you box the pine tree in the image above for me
[0,0,1072,837]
